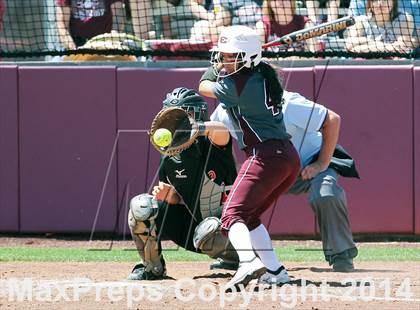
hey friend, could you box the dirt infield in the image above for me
[1,238,419,309]
[1,261,419,310]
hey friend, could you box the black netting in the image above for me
[0,0,419,60]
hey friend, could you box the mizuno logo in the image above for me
[175,169,187,178]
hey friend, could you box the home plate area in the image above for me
[1,261,419,310]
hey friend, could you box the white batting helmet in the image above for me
[211,25,262,75]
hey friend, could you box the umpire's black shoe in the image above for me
[209,259,239,271]
[329,247,358,272]
[333,258,354,272]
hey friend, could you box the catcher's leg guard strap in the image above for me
[128,208,165,277]
[193,217,239,264]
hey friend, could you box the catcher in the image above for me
[127,87,239,280]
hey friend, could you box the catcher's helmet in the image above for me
[163,87,209,121]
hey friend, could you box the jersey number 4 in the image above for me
[265,99,280,116]
[263,82,280,116]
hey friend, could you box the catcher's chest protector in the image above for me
[163,139,237,219]
[199,173,232,219]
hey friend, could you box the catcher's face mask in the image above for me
[182,104,208,122]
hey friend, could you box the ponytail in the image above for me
[256,61,284,110]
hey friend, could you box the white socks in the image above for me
[228,222,283,271]
[249,224,282,272]
[228,223,256,263]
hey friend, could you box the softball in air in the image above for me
[153,128,172,147]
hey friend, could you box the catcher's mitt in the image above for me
[64,32,143,61]
[150,107,205,156]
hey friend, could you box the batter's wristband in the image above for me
[200,67,218,82]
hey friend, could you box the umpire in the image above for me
[212,90,360,272]
[127,87,238,280]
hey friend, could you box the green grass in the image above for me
[0,246,419,262]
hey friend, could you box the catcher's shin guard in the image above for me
[128,207,166,279]
[193,217,239,264]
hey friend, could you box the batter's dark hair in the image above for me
[235,61,284,110]
[256,61,284,110]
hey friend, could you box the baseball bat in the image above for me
[262,16,355,49]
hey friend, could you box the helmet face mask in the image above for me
[162,87,209,121]
[183,105,207,122]
[210,25,262,77]
[210,51,246,76]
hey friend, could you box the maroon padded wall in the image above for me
[314,65,414,233]
[0,66,19,232]
[414,67,420,234]
[0,65,418,235]
[18,67,118,233]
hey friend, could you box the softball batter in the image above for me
[199,25,301,291]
